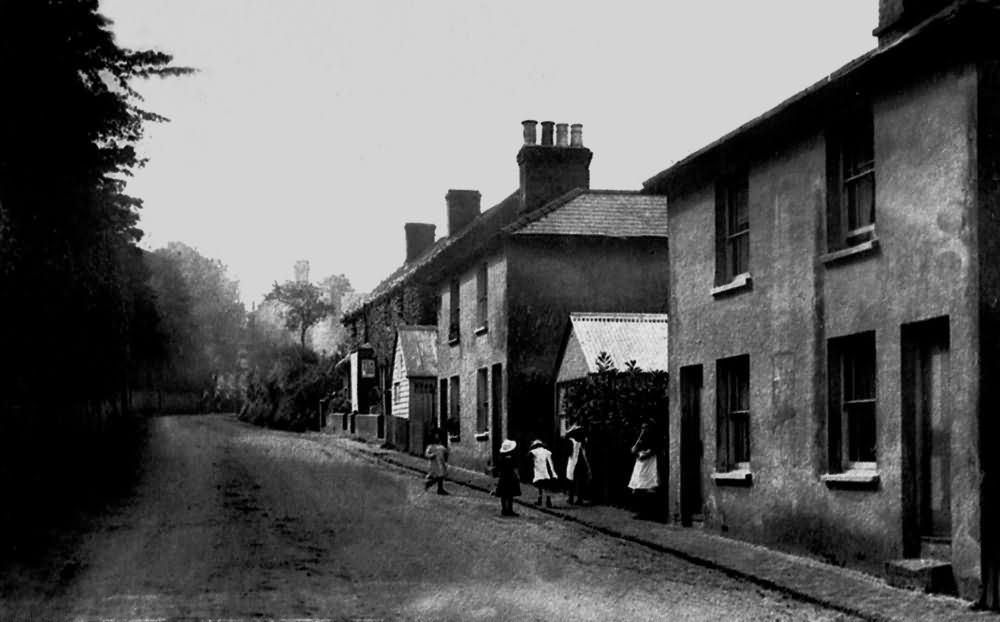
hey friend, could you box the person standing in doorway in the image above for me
[424,429,450,495]
[496,439,521,516]
[528,439,558,508]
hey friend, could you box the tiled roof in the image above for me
[506,189,667,237]
[342,190,520,319]
[396,325,438,377]
[561,313,669,379]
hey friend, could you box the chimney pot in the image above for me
[521,120,538,145]
[570,123,583,147]
[556,123,569,147]
[540,121,555,146]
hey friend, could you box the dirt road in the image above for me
[0,415,857,621]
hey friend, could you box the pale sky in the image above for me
[99,1,877,305]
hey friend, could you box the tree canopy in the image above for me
[0,0,193,412]
[265,280,337,349]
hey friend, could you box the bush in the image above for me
[562,358,668,505]
[239,345,342,432]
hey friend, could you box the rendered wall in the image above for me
[665,62,979,587]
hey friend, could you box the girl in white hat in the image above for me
[528,439,558,508]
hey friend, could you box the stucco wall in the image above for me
[435,252,508,471]
[666,62,980,584]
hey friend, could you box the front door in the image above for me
[411,379,437,452]
[680,365,704,527]
[902,317,951,556]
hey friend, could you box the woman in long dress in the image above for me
[564,425,591,505]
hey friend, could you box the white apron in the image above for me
[628,454,659,491]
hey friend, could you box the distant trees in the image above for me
[143,242,246,405]
[266,280,336,349]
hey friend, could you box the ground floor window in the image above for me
[828,331,877,471]
[476,368,489,433]
[716,354,750,471]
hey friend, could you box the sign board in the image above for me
[361,359,376,378]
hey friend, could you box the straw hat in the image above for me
[500,439,517,454]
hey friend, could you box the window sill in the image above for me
[448,435,461,444]
[711,273,752,298]
[821,238,879,265]
[474,431,489,442]
[474,325,488,336]
[448,336,460,346]
[821,470,880,489]
[711,469,753,486]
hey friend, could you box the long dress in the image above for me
[566,438,590,498]
[496,453,521,498]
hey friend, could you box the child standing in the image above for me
[496,439,521,516]
[424,430,450,495]
[528,439,558,508]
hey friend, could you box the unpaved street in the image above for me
[1,415,857,621]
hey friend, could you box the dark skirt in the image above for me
[497,474,521,497]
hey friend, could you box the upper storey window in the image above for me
[715,171,749,285]
[828,103,875,250]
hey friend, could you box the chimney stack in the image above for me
[404,222,436,263]
[517,119,592,214]
[446,189,481,236]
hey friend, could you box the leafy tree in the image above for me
[266,280,336,349]
[0,0,191,544]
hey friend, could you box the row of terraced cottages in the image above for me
[340,121,669,472]
[340,0,1000,603]
[642,0,1000,603]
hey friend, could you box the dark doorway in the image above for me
[902,317,951,558]
[491,363,503,465]
[680,365,704,527]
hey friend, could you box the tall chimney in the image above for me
[556,123,569,147]
[540,121,555,146]
[570,124,583,147]
[404,222,436,263]
[446,189,481,236]
[517,120,593,214]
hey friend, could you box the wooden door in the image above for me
[411,378,437,452]
[680,365,704,526]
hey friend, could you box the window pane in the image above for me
[729,232,748,277]
[847,402,876,462]
[847,173,875,231]
[844,342,875,400]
